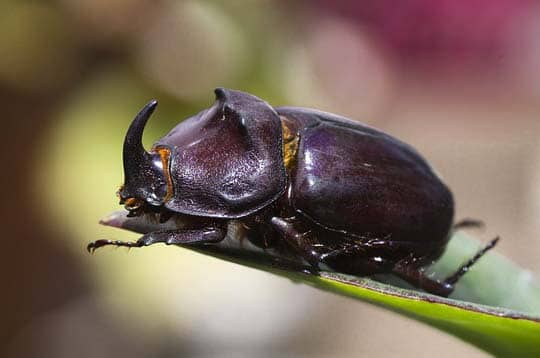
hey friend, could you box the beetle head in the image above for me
[119,100,170,216]
[117,89,287,219]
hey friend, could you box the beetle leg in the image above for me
[270,216,321,269]
[453,218,485,231]
[87,227,226,253]
[392,261,454,297]
[392,236,499,296]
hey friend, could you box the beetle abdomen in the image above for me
[278,108,454,245]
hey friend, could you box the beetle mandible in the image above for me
[88,88,498,297]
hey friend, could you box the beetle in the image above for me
[88,88,498,297]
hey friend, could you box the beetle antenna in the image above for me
[443,236,499,285]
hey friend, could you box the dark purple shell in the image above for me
[276,107,454,245]
[157,88,287,218]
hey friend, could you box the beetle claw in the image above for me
[86,239,143,253]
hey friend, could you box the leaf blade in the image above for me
[99,210,540,356]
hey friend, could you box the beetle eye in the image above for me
[124,197,144,212]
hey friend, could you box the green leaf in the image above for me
[98,211,540,357]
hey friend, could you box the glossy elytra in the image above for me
[88,88,498,297]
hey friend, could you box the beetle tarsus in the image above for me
[444,236,499,286]
[87,239,144,253]
[453,219,485,231]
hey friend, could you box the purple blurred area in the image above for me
[313,0,537,67]
[1,1,539,357]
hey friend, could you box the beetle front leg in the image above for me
[87,227,226,253]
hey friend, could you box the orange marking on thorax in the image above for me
[280,116,299,171]
[156,147,174,202]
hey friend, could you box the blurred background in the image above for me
[2,0,540,357]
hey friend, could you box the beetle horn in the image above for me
[123,100,158,174]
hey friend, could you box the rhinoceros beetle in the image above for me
[88,88,498,297]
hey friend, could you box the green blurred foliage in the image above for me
[0,1,81,92]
